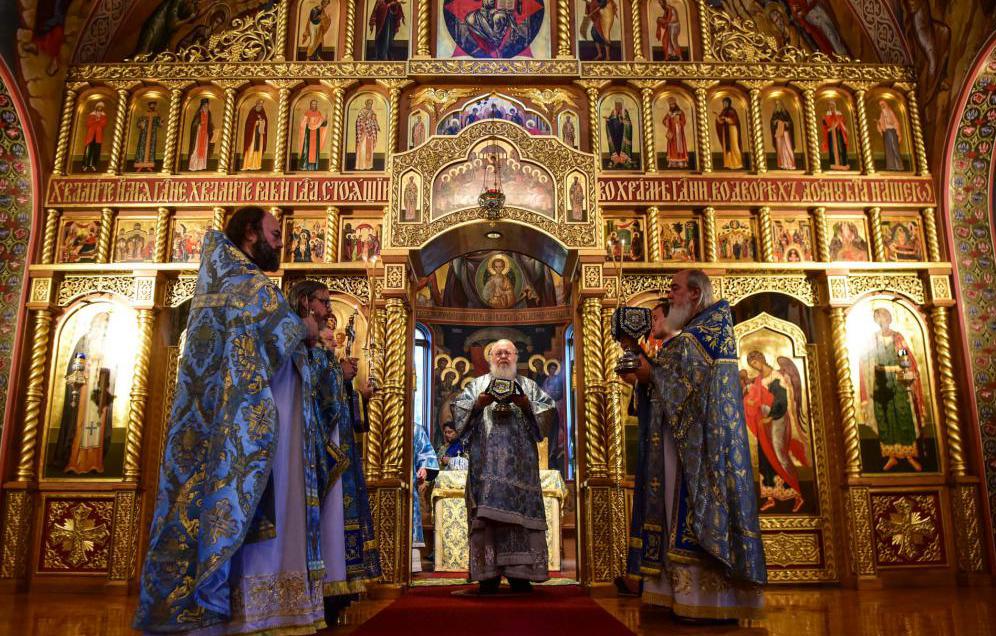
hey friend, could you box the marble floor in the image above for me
[1,584,993,635]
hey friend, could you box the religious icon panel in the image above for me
[846,297,940,474]
[577,0,622,61]
[112,216,156,263]
[881,214,926,262]
[762,89,805,171]
[710,90,751,171]
[340,218,382,264]
[297,0,340,61]
[285,216,328,263]
[400,171,424,223]
[57,216,101,264]
[565,171,589,223]
[437,94,551,136]
[408,109,430,149]
[291,90,334,171]
[659,215,700,261]
[647,0,690,61]
[124,90,166,173]
[70,90,117,174]
[364,0,411,60]
[43,299,139,480]
[716,215,757,262]
[869,90,913,173]
[415,250,564,310]
[772,215,814,262]
[345,92,388,171]
[653,90,696,170]
[557,110,580,149]
[816,89,859,171]
[828,215,870,262]
[169,216,212,264]
[236,90,277,172]
[605,217,645,262]
[437,0,551,59]
[599,92,642,171]
[179,89,223,173]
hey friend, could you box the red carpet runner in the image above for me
[350,585,635,636]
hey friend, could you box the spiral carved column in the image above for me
[216,83,241,174]
[868,207,885,261]
[266,80,301,175]
[213,206,227,231]
[160,83,188,174]
[741,83,767,174]
[830,307,861,476]
[800,85,822,175]
[41,209,61,264]
[107,86,132,174]
[323,83,351,173]
[922,207,940,261]
[123,309,155,482]
[17,309,53,481]
[96,207,114,263]
[154,207,171,263]
[930,307,965,476]
[901,83,930,176]
[813,207,830,262]
[575,82,607,161]
[689,82,715,172]
[556,0,572,58]
[758,206,774,262]
[581,297,607,478]
[365,310,386,480]
[274,0,290,61]
[696,0,714,61]
[342,0,357,61]
[635,85,657,173]
[415,0,431,57]
[324,206,340,262]
[703,206,717,262]
[381,298,408,479]
[629,0,645,61]
[647,206,661,262]
[52,83,84,175]
[852,87,875,175]
[602,307,624,482]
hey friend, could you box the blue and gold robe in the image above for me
[627,301,766,619]
[135,231,325,633]
[309,347,382,596]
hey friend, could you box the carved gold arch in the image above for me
[621,272,818,307]
[387,119,600,249]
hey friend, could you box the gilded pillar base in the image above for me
[369,481,406,586]
[584,483,626,584]
[0,488,33,584]
[109,489,141,581]
[844,485,878,586]
[950,482,986,578]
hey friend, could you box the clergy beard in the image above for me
[249,234,280,272]
[489,361,517,380]
[666,299,694,332]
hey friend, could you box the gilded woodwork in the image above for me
[30,278,53,306]
[646,207,661,262]
[380,298,408,480]
[951,486,986,574]
[41,209,61,265]
[215,80,246,175]
[341,1,357,62]
[106,83,138,175]
[0,491,32,579]
[377,79,413,158]
[212,206,227,231]
[365,310,387,480]
[799,84,822,175]
[921,207,940,262]
[703,206,717,261]
[868,207,885,261]
[581,297,607,479]
[122,309,156,482]
[415,0,431,58]
[320,80,356,173]
[131,4,279,64]
[265,80,302,175]
[324,206,340,263]
[930,307,964,476]
[830,307,861,477]
[896,83,930,177]
[39,496,114,573]
[846,487,876,577]
[154,207,171,263]
[601,307,623,482]
[556,0,572,59]
[688,80,717,173]
[757,206,774,262]
[813,207,829,261]
[159,81,194,175]
[53,83,87,176]
[57,276,136,306]
[96,208,114,263]
[17,310,53,482]
[628,0,646,62]
[629,82,660,174]
[109,491,140,580]
[847,83,876,175]
[870,493,945,567]
[740,81,769,175]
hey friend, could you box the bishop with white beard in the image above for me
[451,339,556,593]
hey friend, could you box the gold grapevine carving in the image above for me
[131,4,278,63]
[41,209,60,264]
[166,277,197,306]
[123,310,155,481]
[17,309,53,481]
[582,298,607,478]
[97,208,114,263]
[831,307,860,476]
[930,307,965,476]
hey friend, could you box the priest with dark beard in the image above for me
[451,339,556,594]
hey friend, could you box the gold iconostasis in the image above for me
[0,0,988,595]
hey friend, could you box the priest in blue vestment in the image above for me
[287,280,381,617]
[411,417,439,573]
[135,207,327,634]
[620,269,766,623]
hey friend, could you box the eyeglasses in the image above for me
[310,296,331,308]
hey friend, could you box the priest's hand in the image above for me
[475,393,496,411]
[417,467,427,484]
[341,356,359,381]
[358,379,376,401]
[510,392,532,413]
[619,372,637,386]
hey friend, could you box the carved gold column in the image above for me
[647,206,661,262]
[897,83,930,176]
[629,0,646,61]
[53,82,87,175]
[697,0,714,61]
[365,306,387,480]
[324,206,340,262]
[927,305,964,476]
[922,207,940,261]
[847,82,876,175]
[813,207,830,261]
[267,80,302,175]
[845,487,877,578]
[321,80,355,173]
[688,80,717,172]
[581,295,607,479]
[213,206,227,231]
[41,209,61,264]
[794,82,822,175]
[602,303,627,579]
[274,0,290,61]
[576,81,610,164]
[740,81,769,174]
[96,207,114,263]
[415,0,431,58]
[215,80,245,174]
[123,304,156,482]
[630,81,661,173]
[381,297,409,479]
[106,81,138,174]
[154,207,171,263]
[703,206,717,262]
[378,79,413,160]
[758,206,774,262]
[829,304,861,476]
[340,0,357,61]
[868,207,885,261]
[556,0,572,58]
[16,304,53,481]
[0,489,32,579]
[160,81,191,175]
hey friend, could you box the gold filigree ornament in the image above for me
[874,496,939,563]
[129,5,279,64]
[707,8,852,65]
[47,503,111,569]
